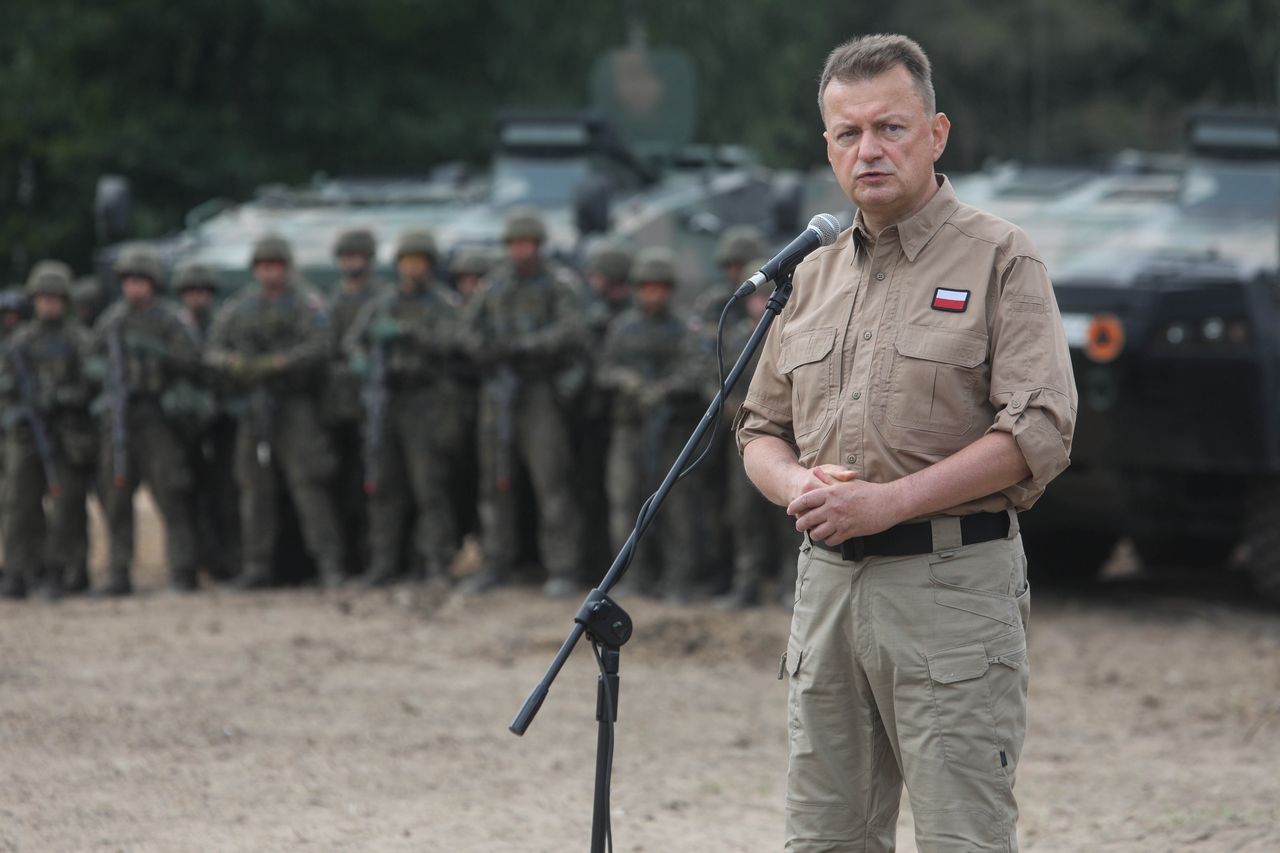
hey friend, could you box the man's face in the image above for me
[181,288,214,315]
[821,65,950,231]
[636,280,673,314]
[505,239,540,268]
[397,253,431,288]
[122,275,155,309]
[336,252,371,280]
[34,294,66,321]
[253,260,289,292]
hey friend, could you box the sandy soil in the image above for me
[0,499,1278,852]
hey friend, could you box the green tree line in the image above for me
[2,0,1276,280]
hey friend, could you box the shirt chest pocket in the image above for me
[778,326,836,442]
[885,323,988,446]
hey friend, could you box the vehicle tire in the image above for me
[1132,535,1234,573]
[1241,493,1280,604]
[1022,530,1118,585]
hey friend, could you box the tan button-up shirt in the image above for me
[735,176,1077,515]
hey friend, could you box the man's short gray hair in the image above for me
[818,34,936,117]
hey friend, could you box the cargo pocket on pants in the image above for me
[926,631,1028,774]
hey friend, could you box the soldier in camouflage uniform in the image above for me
[446,246,496,545]
[344,230,464,586]
[90,249,203,594]
[578,240,634,576]
[599,247,709,602]
[716,261,798,609]
[72,276,106,330]
[694,225,769,329]
[174,262,241,581]
[463,207,587,598]
[327,229,383,578]
[0,262,96,599]
[449,246,496,306]
[206,234,346,589]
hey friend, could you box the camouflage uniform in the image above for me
[326,229,383,577]
[445,246,496,545]
[344,230,464,585]
[92,250,203,594]
[464,208,587,595]
[174,262,241,581]
[719,297,799,607]
[206,235,345,587]
[599,248,708,600]
[577,240,634,577]
[0,262,96,599]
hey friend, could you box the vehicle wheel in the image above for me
[1022,530,1118,585]
[1132,535,1234,573]
[1241,494,1280,604]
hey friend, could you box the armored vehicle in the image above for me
[973,111,1280,599]
[92,41,805,305]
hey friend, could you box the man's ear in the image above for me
[932,113,951,163]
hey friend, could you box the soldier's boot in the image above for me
[169,565,199,594]
[97,565,133,597]
[64,561,91,596]
[317,559,346,590]
[1,569,27,601]
[358,558,400,588]
[40,564,63,602]
[541,575,579,600]
[459,564,505,596]
[715,576,762,611]
[232,562,274,591]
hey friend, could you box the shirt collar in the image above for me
[851,174,959,263]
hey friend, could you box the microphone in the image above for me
[735,213,841,297]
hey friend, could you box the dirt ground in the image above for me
[1,497,1279,852]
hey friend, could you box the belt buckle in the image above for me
[841,538,867,562]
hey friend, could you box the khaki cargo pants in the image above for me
[783,514,1030,852]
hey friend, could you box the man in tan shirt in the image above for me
[735,35,1076,852]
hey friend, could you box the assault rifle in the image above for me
[361,337,388,496]
[9,347,62,497]
[106,325,130,488]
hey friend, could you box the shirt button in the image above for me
[862,330,872,341]
[875,272,885,281]
[851,390,861,400]
[845,454,857,464]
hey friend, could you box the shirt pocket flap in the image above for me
[895,323,987,368]
[927,641,990,684]
[778,327,836,374]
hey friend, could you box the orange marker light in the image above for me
[1085,314,1125,363]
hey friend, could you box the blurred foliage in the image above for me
[2,0,1277,279]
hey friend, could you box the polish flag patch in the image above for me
[931,287,970,313]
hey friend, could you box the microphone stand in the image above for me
[509,270,796,852]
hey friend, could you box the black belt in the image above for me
[810,511,1010,561]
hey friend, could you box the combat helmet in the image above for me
[173,262,220,294]
[631,246,677,285]
[715,225,768,267]
[395,230,439,263]
[114,247,165,288]
[585,240,633,281]
[450,245,495,278]
[333,228,377,258]
[250,234,293,266]
[503,207,547,243]
[25,260,74,299]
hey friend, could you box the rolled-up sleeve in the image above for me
[734,311,796,456]
[985,254,1078,509]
